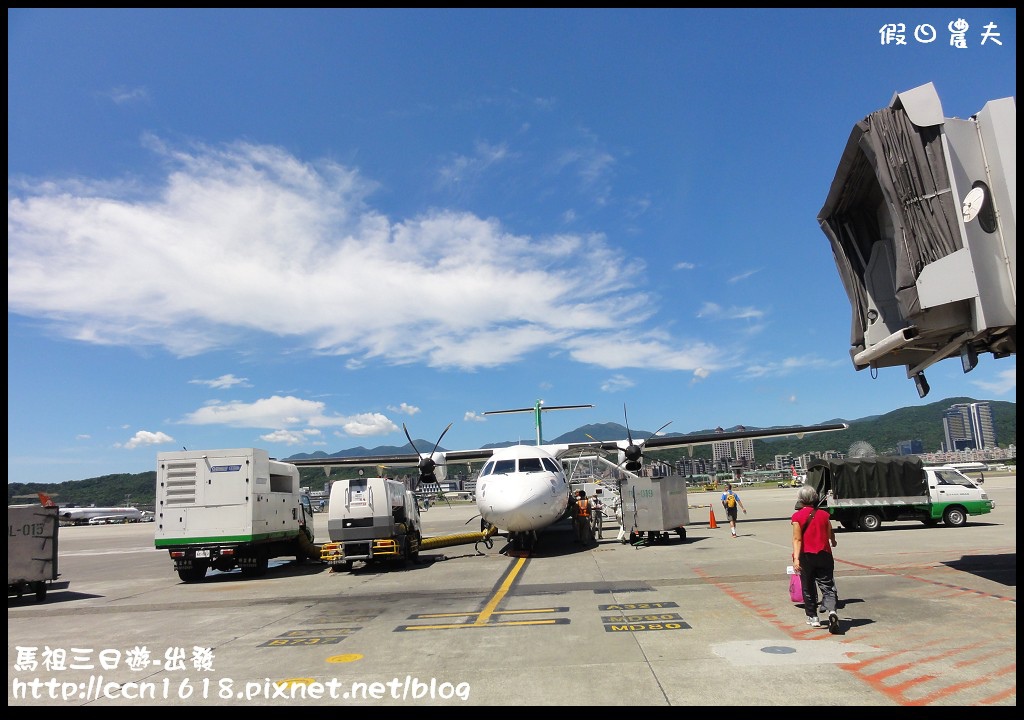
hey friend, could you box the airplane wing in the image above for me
[288,449,501,468]
[289,452,425,469]
[615,422,851,452]
[595,421,850,471]
[286,417,849,481]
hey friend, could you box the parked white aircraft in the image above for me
[288,401,848,551]
[38,492,143,525]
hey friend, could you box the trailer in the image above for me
[619,474,691,543]
[8,503,60,602]
[155,448,319,582]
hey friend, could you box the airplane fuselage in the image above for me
[59,507,142,525]
[475,444,570,533]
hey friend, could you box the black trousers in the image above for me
[799,550,838,615]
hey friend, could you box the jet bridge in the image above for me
[818,82,1016,397]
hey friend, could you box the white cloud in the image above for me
[189,374,251,389]
[727,269,759,284]
[103,86,148,105]
[120,430,174,449]
[341,413,399,437]
[6,138,805,384]
[600,374,635,392]
[674,261,695,270]
[177,395,399,438]
[696,302,764,322]
[387,403,420,416]
[970,365,1017,395]
[260,429,323,446]
[464,411,487,422]
[569,332,727,373]
[742,355,839,379]
[436,140,511,191]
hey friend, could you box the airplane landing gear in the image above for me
[506,531,537,553]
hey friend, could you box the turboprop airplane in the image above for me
[37,492,143,525]
[288,401,848,551]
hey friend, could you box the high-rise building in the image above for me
[713,437,755,466]
[970,402,997,448]
[943,404,975,451]
[943,401,997,451]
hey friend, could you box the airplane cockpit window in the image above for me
[493,459,517,475]
[481,461,495,476]
[518,457,543,473]
[542,457,561,473]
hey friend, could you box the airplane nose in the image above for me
[481,477,564,532]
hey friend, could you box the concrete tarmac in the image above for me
[8,477,1016,706]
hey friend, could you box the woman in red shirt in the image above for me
[792,485,840,634]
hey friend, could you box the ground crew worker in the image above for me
[613,494,627,543]
[591,489,605,540]
[574,490,592,544]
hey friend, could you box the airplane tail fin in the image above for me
[38,491,57,507]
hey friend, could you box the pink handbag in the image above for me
[789,572,803,602]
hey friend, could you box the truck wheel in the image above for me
[676,527,687,540]
[921,517,939,527]
[177,562,208,583]
[296,527,317,563]
[943,506,968,527]
[34,582,47,602]
[859,512,882,531]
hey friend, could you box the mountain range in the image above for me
[283,396,1015,464]
[7,396,1014,509]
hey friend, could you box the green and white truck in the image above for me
[155,448,319,582]
[808,456,994,531]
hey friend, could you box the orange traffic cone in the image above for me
[709,506,718,529]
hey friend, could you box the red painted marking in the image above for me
[691,566,1014,706]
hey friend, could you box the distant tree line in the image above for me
[7,397,1013,507]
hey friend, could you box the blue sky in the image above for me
[8,9,1016,484]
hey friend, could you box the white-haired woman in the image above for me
[792,485,840,633]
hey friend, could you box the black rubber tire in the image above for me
[859,512,882,531]
[177,562,208,583]
[943,506,968,527]
[34,582,47,602]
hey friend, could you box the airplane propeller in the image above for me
[403,422,452,487]
[619,404,672,472]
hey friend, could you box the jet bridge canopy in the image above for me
[818,82,1016,397]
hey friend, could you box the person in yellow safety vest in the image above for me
[574,490,592,544]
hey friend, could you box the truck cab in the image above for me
[924,466,993,527]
